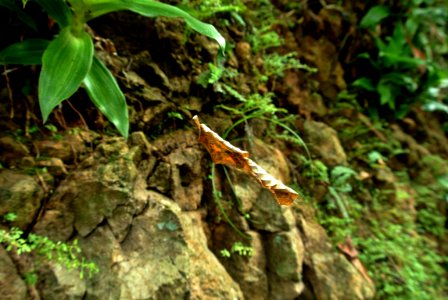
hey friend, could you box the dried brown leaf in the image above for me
[193,115,298,206]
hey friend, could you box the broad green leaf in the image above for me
[87,0,225,52]
[377,79,395,109]
[0,39,49,65]
[380,53,423,68]
[352,77,375,91]
[0,0,38,31]
[360,5,390,28]
[34,0,72,27]
[381,73,418,92]
[83,56,129,138]
[39,28,93,122]
[422,101,448,114]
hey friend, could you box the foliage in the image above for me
[220,242,254,258]
[355,221,446,299]
[0,0,226,138]
[413,155,448,238]
[249,28,283,54]
[353,0,448,118]
[301,162,360,242]
[312,140,447,299]
[180,0,246,20]
[259,52,317,82]
[0,214,98,279]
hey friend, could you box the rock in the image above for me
[181,211,244,300]
[19,156,36,169]
[52,226,122,300]
[250,189,296,232]
[36,157,68,176]
[250,139,292,184]
[142,102,172,126]
[169,145,204,211]
[72,182,133,238]
[0,136,29,167]
[141,86,167,102]
[304,120,347,167]
[196,34,220,58]
[33,209,74,243]
[214,229,269,300]
[37,263,86,300]
[297,214,375,299]
[34,138,139,239]
[107,204,135,243]
[231,170,261,212]
[33,136,243,299]
[145,62,171,90]
[282,72,328,118]
[152,130,204,211]
[265,228,305,300]
[235,41,252,62]
[0,247,28,300]
[298,36,346,99]
[308,92,328,117]
[0,170,45,229]
[115,196,191,299]
[169,76,191,94]
[228,139,296,231]
[307,252,375,300]
[34,132,90,163]
[148,161,172,194]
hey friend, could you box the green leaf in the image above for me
[377,79,395,109]
[0,0,38,31]
[352,77,375,91]
[381,73,418,92]
[39,28,93,122]
[34,0,72,27]
[87,0,225,52]
[360,5,390,28]
[380,52,423,68]
[83,56,129,138]
[0,39,49,65]
[422,101,448,114]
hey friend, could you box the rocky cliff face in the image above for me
[0,129,374,299]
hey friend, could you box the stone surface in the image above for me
[152,130,204,210]
[34,132,91,163]
[298,36,346,100]
[282,72,328,118]
[0,247,28,300]
[233,139,297,232]
[33,138,140,242]
[0,136,29,167]
[36,157,68,176]
[215,230,268,300]
[148,161,171,193]
[0,170,45,229]
[297,213,375,300]
[0,130,376,300]
[304,120,348,167]
[181,211,244,300]
[32,134,243,300]
[265,228,305,300]
[250,189,296,232]
[37,262,86,300]
[231,170,261,212]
